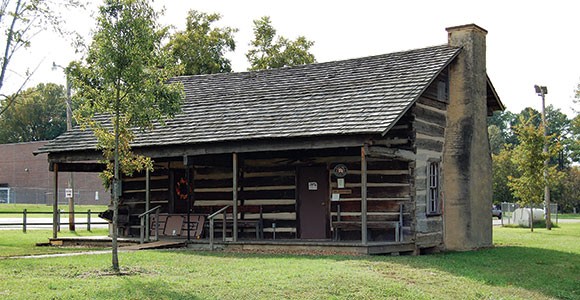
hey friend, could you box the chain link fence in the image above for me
[0,187,108,205]
[500,202,558,227]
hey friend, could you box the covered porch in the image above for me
[48,139,416,254]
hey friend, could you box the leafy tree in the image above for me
[246,16,315,71]
[0,83,67,143]
[493,107,574,166]
[0,0,81,116]
[166,10,237,75]
[560,166,580,212]
[570,114,580,163]
[508,115,564,231]
[568,84,579,162]
[492,147,517,204]
[488,110,517,147]
[543,105,571,169]
[488,125,504,155]
[69,0,183,272]
[511,107,541,133]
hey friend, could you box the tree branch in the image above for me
[0,0,23,92]
[0,55,41,115]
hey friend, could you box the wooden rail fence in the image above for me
[0,210,108,232]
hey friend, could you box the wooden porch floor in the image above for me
[49,236,417,255]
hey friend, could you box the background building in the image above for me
[0,141,109,205]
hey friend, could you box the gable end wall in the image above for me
[412,72,449,251]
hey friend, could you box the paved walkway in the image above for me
[494,218,580,226]
[3,250,112,260]
[3,242,188,260]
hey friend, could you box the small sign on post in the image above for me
[65,188,73,198]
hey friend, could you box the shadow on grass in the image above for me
[92,277,203,300]
[163,245,580,299]
[395,246,580,300]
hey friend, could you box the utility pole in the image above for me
[534,84,551,230]
[53,62,75,231]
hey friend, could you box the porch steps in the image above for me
[121,240,187,251]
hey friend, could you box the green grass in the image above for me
[557,213,580,220]
[0,225,578,299]
[0,204,107,218]
[0,229,109,257]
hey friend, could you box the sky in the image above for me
[7,0,580,117]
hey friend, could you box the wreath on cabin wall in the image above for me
[176,177,190,200]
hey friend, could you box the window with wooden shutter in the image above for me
[427,160,440,215]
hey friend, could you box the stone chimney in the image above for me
[442,24,492,250]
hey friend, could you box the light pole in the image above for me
[534,84,551,230]
[53,62,75,231]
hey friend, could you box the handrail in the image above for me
[208,205,230,250]
[138,205,162,218]
[139,205,162,244]
[208,205,230,219]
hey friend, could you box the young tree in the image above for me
[508,116,563,231]
[166,10,237,75]
[69,0,183,273]
[0,83,67,143]
[246,16,315,71]
[0,0,81,116]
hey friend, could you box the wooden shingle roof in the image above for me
[37,45,461,155]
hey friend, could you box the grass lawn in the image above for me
[0,225,578,299]
[0,204,107,218]
[0,229,109,257]
[557,213,580,220]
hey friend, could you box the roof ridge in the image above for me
[172,44,455,80]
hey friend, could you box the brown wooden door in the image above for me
[297,166,329,239]
[173,170,190,214]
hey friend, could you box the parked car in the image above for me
[492,205,502,219]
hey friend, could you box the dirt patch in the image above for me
[77,266,157,278]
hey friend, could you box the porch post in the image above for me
[361,146,368,245]
[52,163,59,239]
[145,168,150,241]
[186,165,191,242]
[232,152,238,242]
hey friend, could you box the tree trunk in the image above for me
[530,206,534,232]
[111,82,121,273]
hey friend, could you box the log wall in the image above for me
[412,70,448,251]
[118,146,415,241]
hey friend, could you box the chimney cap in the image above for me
[446,24,488,34]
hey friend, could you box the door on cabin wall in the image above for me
[173,169,190,213]
[297,166,329,239]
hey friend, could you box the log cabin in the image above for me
[36,24,504,254]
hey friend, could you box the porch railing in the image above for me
[208,205,230,250]
[138,205,161,244]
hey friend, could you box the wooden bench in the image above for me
[212,219,263,239]
[332,203,403,242]
[206,205,265,240]
[150,214,205,239]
